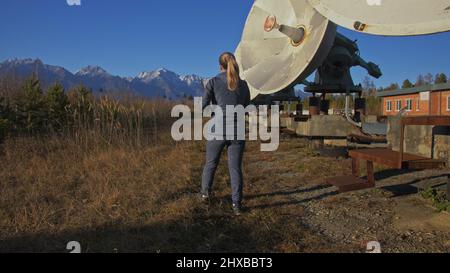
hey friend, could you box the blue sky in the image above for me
[0,0,449,88]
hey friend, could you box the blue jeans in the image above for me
[201,140,246,205]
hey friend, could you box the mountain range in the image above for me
[0,58,207,99]
[0,58,311,100]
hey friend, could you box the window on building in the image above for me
[406,99,413,111]
[416,98,420,111]
[396,100,402,112]
[386,100,392,112]
[447,96,450,111]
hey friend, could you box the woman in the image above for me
[200,52,251,216]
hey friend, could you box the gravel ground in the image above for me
[302,189,450,253]
[244,132,450,253]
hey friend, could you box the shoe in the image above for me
[232,204,242,216]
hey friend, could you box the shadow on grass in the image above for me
[380,173,450,197]
[245,184,332,200]
[0,184,339,253]
[247,191,338,210]
[374,169,417,181]
[244,183,337,210]
[0,214,277,253]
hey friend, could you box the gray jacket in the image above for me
[202,72,251,139]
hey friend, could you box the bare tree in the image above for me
[416,74,425,87]
[424,73,434,85]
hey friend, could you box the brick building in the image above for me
[377,83,450,116]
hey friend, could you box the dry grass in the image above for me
[2,80,448,253]
[0,89,356,253]
[0,132,197,252]
[0,127,356,253]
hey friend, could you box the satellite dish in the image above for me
[235,0,337,99]
[308,0,450,36]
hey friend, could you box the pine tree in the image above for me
[45,82,69,131]
[402,79,414,89]
[385,83,399,91]
[16,75,47,133]
[435,73,448,84]
[0,97,12,141]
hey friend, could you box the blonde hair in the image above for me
[219,52,240,91]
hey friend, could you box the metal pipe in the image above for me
[345,95,362,128]
[264,15,305,45]
[279,25,305,45]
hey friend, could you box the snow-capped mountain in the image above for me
[75,65,135,93]
[181,74,208,96]
[181,74,204,86]
[134,68,206,98]
[0,58,78,88]
[75,65,109,77]
[0,58,206,99]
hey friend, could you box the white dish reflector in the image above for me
[236,0,337,99]
[308,0,450,36]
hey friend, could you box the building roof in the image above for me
[377,82,450,97]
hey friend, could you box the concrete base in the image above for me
[281,115,358,138]
[280,115,358,147]
[387,116,450,165]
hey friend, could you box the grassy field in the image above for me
[1,79,449,253]
[0,119,357,253]
[2,121,450,253]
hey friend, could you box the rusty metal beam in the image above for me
[366,161,375,186]
[326,116,449,194]
[352,158,360,177]
[349,148,431,169]
[406,160,446,170]
[324,175,374,193]
[401,116,450,126]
